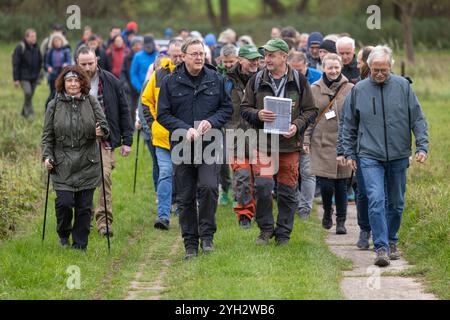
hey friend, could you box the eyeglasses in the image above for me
[185,52,205,58]
[370,68,390,75]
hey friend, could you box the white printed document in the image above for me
[263,96,292,135]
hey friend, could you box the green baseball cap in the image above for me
[238,45,263,60]
[260,38,289,54]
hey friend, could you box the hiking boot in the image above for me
[184,248,198,260]
[201,239,214,254]
[275,238,289,246]
[374,248,390,267]
[59,237,70,248]
[356,230,371,250]
[98,227,114,237]
[239,215,251,229]
[322,210,333,230]
[336,218,347,234]
[297,209,310,220]
[154,218,170,230]
[255,231,274,246]
[389,243,401,260]
[219,190,230,206]
[72,244,87,252]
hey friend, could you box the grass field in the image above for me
[0,42,448,300]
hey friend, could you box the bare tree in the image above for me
[205,0,218,28]
[393,0,417,63]
[296,0,309,13]
[263,0,285,15]
[220,0,230,27]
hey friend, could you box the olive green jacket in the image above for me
[41,93,109,192]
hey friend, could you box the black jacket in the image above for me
[12,40,42,81]
[98,68,134,149]
[120,52,138,96]
[157,63,232,142]
[157,63,233,131]
[96,48,111,73]
[342,56,361,84]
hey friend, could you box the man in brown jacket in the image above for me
[240,39,318,246]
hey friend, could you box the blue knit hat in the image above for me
[204,33,217,46]
[308,32,324,48]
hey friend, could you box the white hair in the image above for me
[336,36,355,50]
[367,45,395,67]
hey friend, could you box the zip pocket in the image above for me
[372,97,376,115]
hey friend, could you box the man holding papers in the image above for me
[240,38,318,246]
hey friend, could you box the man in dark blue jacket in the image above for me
[12,28,42,119]
[157,38,233,260]
[341,45,428,267]
[76,45,133,237]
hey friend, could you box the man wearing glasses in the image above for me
[341,45,428,267]
[157,38,233,260]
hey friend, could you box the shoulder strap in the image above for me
[253,70,264,93]
[314,83,346,125]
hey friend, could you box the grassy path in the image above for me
[0,130,351,299]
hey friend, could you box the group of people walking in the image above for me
[12,23,429,267]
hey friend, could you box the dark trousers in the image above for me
[174,163,219,250]
[317,177,348,220]
[356,158,371,232]
[55,189,95,249]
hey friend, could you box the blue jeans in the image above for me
[359,157,409,251]
[143,130,159,191]
[297,154,316,214]
[155,147,173,221]
[356,157,370,232]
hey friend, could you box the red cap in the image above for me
[127,21,138,31]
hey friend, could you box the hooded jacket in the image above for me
[141,57,175,150]
[42,93,109,192]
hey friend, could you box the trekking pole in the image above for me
[133,129,141,194]
[42,162,52,242]
[98,140,111,254]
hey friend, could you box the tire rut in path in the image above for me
[125,233,182,300]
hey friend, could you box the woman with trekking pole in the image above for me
[41,65,109,251]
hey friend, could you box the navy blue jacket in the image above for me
[157,63,233,137]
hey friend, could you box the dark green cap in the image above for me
[260,38,289,54]
[238,45,263,60]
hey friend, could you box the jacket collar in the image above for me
[317,74,349,96]
[173,62,216,89]
[58,92,88,102]
[227,62,252,86]
[261,64,296,84]
[369,73,392,86]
